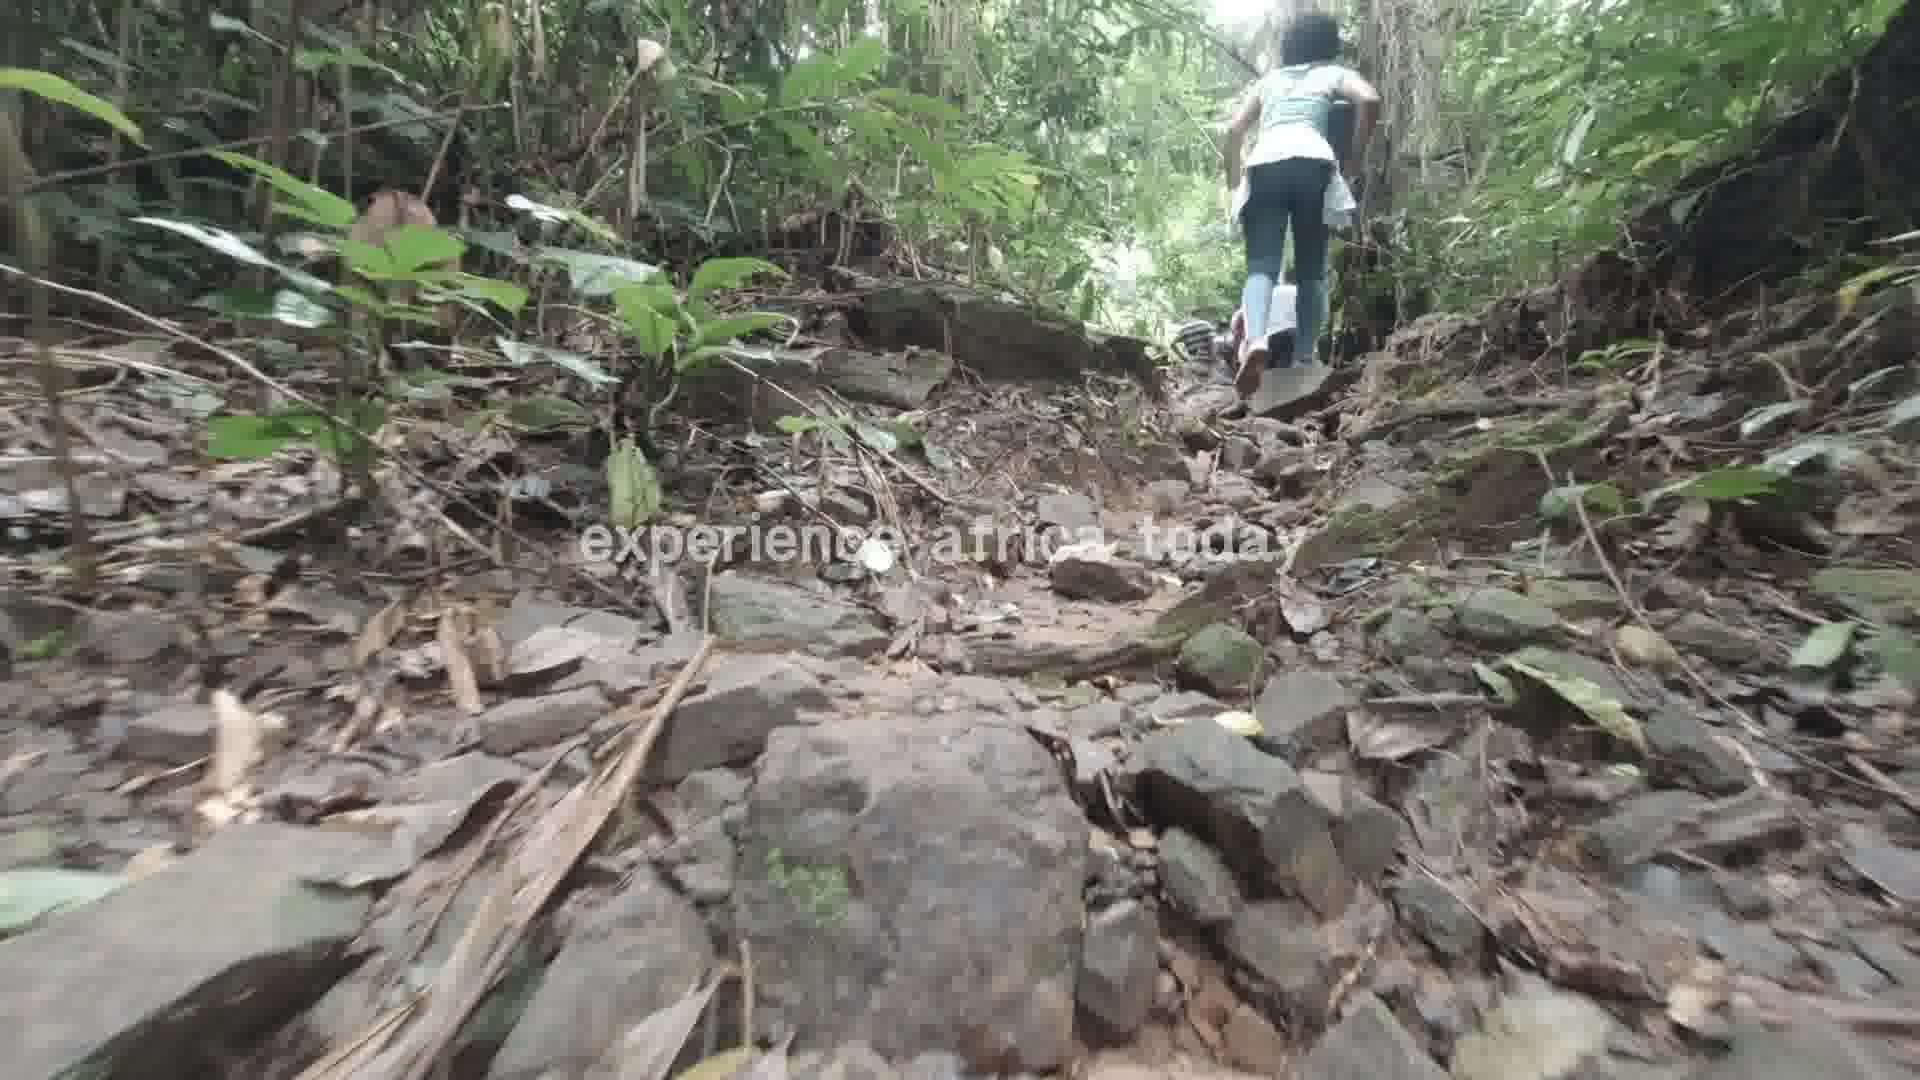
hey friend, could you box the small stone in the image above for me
[1528,578,1619,619]
[1391,874,1483,962]
[1176,623,1265,696]
[1076,900,1159,1039]
[1157,828,1240,925]
[1300,992,1447,1080]
[1049,544,1156,603]
[475,686,610,755]
[1126,829,1157,851]
[1663,612,1765,667]
[1455,588,1560,647]
[1222,1003,1289,1073]
[1645,713,1750,795]
[1251,671,1352,762]
[120,702,215,765]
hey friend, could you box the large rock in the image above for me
[1133,717,1351,917]
[1300,992,1446,1080]
[646,654,831,782]
[733,722,1087,1071]
[704,573,890,657]
[1,823,377,1080]
[680,344,957,429]
[487,868,716,1078]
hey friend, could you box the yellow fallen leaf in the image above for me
[1213,710,1262,737]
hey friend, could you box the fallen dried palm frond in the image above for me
[295,636,716,1080]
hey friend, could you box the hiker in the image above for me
[1220,11,1378,401]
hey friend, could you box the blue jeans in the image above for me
[1242,158,1332,365]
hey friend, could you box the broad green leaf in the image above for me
[0,68,145,144]
[132,217,331,293]
[1502,660,1645,752]
[606,438,661,530]
[505,195,620,244]
[1472,661,1516,705]
[1790,620,1856,669]
[1654,466,1783,503]
[494,337,615,385]
[776,415,824,435]
[380,224,464,273]
[692,312,785,348]
[614,288,678,358]
[611,280,677,313]
[270,289,333,329]
[834,37,889,82]
[854,424,899,454]
[340,237,398,278]
[506,395,593,431]
[206,413,320,459]
[1866,629,1920,691]
[209,150,355,227]
[0,868,125,934]
[539,248,660,297]
[675,344,729,372]
[444,275,528,314]
[688,257,784,302]
[1539,481,1628,521]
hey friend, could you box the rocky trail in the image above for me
[3,268,1920,1080]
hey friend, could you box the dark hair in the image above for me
[1279,12,1341,65]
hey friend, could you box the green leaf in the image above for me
[688,257,784,303]
[1539,481,1628,521]
[506,395,593,432]
[340,237,398,278]
[1654,466,1784,503]
[1502,659,1646,753]
[1866,629,1920,691]
[1835,264,1909,318]
[675,345,729,372]
[379,224,464,273]
[692,312,785,348]
[132,217,331,293]
[209,150,355,227]
[538,248,660,297]
[1472,661,1516,705]
[606,438,662,531]
[614,286,678,358]
[0,68,145,144]
[834,37,889,82]
[1790,620,1857,670]
[270,289,333,329]
[206,413,320,459]
[0,867,125,933]
[776,415,824,436]
[443,274,527,315]
[494,337,615,385]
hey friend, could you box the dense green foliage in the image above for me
[3,0,1906,337]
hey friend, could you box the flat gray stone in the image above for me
[1,823,376,1080]
[1300,991,1446,1080]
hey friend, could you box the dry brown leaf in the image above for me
[508,624,610,679]
[300,639,717,1080]
[1614,625,1682,671]
[354,596,410,668]
[439,608,484,715]
[208,688,265,793]
[607,976,722,1080]
[1346,710,1451,761]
